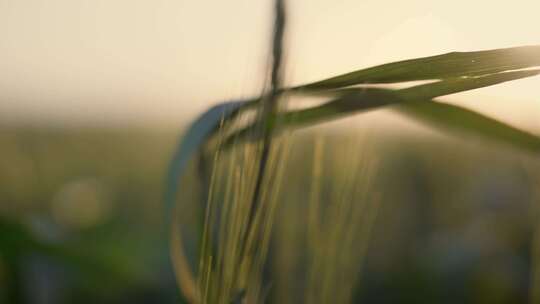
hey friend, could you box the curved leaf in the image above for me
[224,70,540,146]
[165,100,247,302]
[165,100,246,221]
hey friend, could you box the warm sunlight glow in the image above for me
[0,0,539,128]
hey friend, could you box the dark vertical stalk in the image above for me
[244,0,286,248]
[229,2,286,302]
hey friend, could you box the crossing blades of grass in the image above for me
[168,46,540,162]
[183,46,540,148]
[222,70,540,152]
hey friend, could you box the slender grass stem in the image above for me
[243,0,286,255]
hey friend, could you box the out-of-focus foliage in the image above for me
[0,127,180,304]
[1,123,540,303]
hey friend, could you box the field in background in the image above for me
[1,124,539,303]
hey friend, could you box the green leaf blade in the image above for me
[296,45,540,90]
[400,69,540,100]
[224,68,540,146]
[396,100,540,154]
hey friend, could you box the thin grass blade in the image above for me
[165,100,247,302]
[296,45,540,90]
[396,100,540,153]
[399,69,540,100]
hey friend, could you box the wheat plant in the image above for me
[165,1,540,303]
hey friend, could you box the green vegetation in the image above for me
[1,124,539,303]
[167,3,540,303]
[0,128,179,303]
[3,2,540,303]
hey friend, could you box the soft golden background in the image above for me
[1,0,539,129]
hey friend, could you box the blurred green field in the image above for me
[1,124,539,303]
[0,126,180,304]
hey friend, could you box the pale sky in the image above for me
[1,0,539,129]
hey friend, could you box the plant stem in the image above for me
[243,0,286,259]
